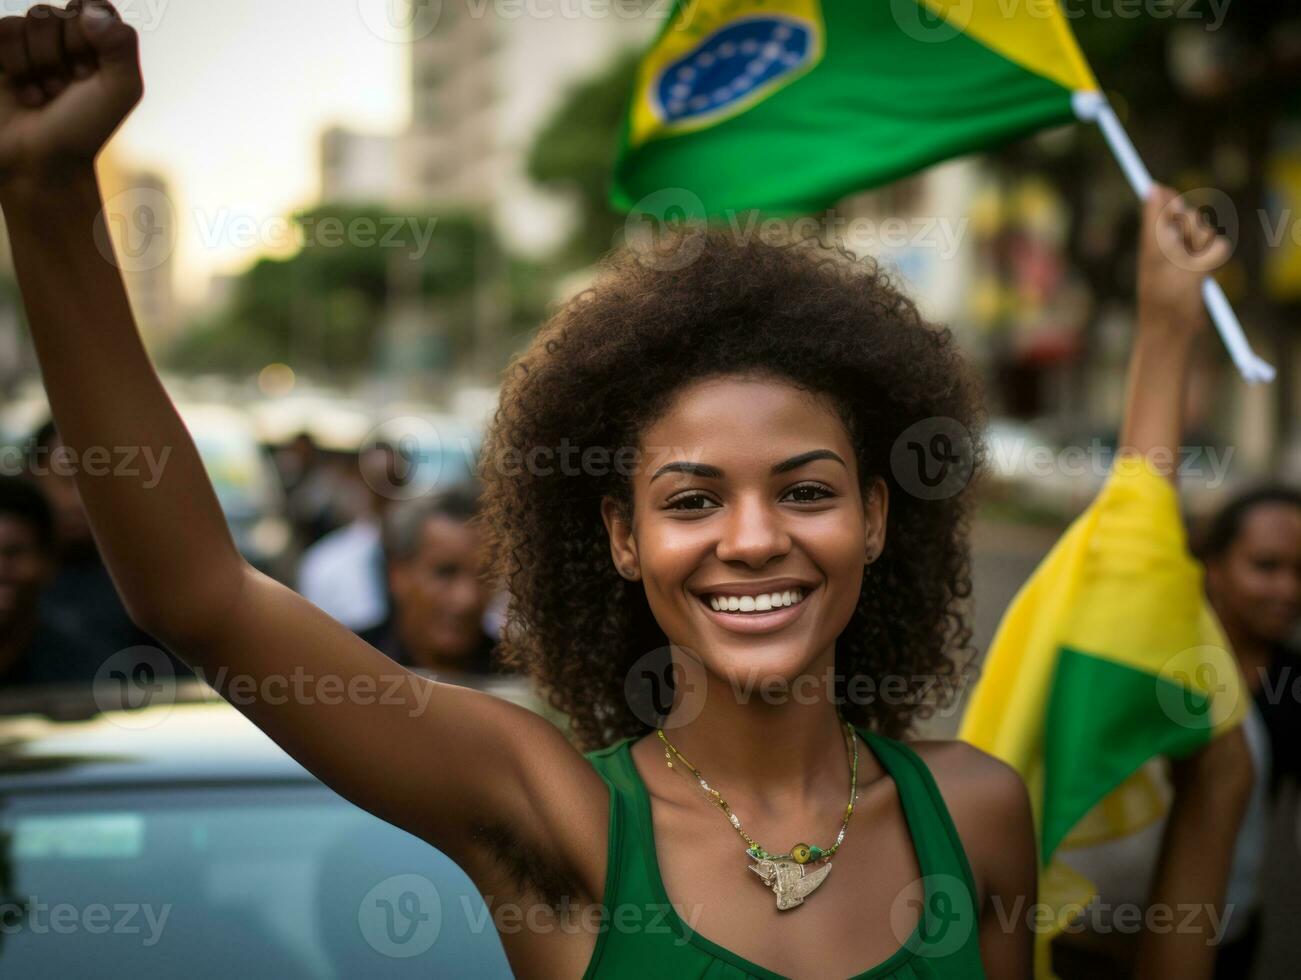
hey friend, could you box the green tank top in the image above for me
[581,728,985,979]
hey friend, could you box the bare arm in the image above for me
[1134,727,1252,980]
[921,742,1037,979]
[1118,187,1230,479]
[0,0,607,945]
[1117,187,1253,979]
[971,754,1037,979]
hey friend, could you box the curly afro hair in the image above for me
[480,228,985,750]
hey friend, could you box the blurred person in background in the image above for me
[26,421,157,660]
[276,430,347,550]
[1194,486,1301,976]
[295,443,395,632]
[359,482,498,682]
[0,475,98,686]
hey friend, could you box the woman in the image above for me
[0,4,1234,977]
[1198,485,1301,975]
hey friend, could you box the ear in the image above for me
[863,477,888,564]
[600,495,641,581]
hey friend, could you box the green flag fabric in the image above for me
[612,0,1099,216]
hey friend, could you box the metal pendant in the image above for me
[749,859,832,910]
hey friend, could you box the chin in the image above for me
[690,638,836,703]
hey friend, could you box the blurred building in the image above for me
[0,148,177,389]
[838,160,983,333]
[319,126,399,205]
[398,1,655,255]
[97,151,180,348]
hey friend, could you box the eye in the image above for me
[782,482,835,504]
[665,491,719,512]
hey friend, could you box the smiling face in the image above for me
[601,374,887,694]
[388,515,490,669]
[1207,501,1301,646]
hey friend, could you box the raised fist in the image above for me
[0,1,141,183]
[1138,184,1233,334]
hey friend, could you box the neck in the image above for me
[660,648,852,800]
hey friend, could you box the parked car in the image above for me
[0,685,512,978]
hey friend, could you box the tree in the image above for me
[165,205,493,378]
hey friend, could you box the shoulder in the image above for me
[907,740,1032,843]
[906,739,1036,903]
[908,739,1028,800]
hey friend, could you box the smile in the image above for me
[692,580,816,635]
[704,588,806,614]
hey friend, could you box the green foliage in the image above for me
[165,205,494,377]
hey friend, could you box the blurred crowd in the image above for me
[0,422,508,695]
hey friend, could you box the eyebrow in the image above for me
[650,449,847,483]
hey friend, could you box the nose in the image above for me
[714,494,791,569]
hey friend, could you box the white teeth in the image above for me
[706,587,807,614]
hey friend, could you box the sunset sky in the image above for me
[97,0,410,301]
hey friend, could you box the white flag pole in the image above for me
[1072,91,1276,384]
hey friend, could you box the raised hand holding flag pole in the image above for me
[1071,90,1276,385]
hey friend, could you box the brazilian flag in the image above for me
[612,0,1099,214]
[960,457,1246,978]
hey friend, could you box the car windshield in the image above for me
[0,784,510,978]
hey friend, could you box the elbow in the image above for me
[119,560,251,654]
